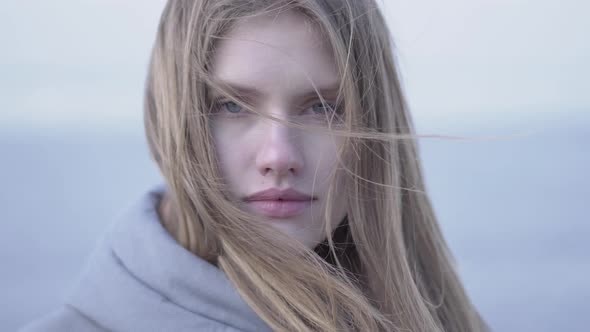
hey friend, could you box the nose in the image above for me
[255,119,304,179]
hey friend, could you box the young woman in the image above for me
[22,0,489,331]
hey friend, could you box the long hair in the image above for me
[144,0,489,331]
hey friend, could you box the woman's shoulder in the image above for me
[18,305,106,332]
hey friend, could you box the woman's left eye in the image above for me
[310,102,337,114]
[222,101,243,114]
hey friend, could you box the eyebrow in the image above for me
[210,80,341,101]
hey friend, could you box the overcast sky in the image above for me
[1,0,588,131]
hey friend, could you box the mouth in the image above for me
[243,188,317,218]
[245,199,315,218]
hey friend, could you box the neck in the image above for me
[157,191,179,242]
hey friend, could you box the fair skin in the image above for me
[161,11,348,249]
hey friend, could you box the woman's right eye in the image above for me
[221,101,243,114]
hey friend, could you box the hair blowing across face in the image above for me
[143,0,490,331]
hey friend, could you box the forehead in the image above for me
[210,10,339,96]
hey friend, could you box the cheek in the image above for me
[306,134,344,181]
[211,123,248,184]
[327,141,348,217]
[306,134,348,218]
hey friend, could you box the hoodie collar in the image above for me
[66,184,271,332]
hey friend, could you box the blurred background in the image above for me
[1,0,588,331]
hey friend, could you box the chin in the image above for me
[266,220,324,249]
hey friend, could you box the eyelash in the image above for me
[217,101,244,115]
[212,100,342,118]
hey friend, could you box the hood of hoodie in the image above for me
[65,184,272,332]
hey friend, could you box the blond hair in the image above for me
[144,0,489,331]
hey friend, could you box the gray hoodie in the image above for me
[20,184,272,332]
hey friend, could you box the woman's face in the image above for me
[210,10,348,249]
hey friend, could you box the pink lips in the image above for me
[244,188,316,218]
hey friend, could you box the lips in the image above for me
[244,188,315,201]
[244,188,316,218]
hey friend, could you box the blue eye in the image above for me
[223,101,242,113]
[311,102,337,114]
